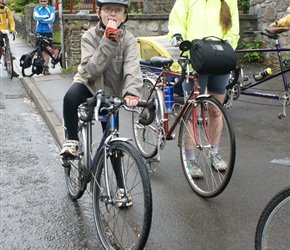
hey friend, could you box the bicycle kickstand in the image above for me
[278,94,288,119]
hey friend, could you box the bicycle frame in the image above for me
[227,27,290,118]
[142,64,215,169]
[42,42,61,65]
[235,47,290,98]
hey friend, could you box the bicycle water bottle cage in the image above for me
[32,57,44,74]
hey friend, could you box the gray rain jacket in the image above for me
[73,23,142,97]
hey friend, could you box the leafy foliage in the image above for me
[242,37,263,62]
[238,0,250,14]
[9,0,39,14]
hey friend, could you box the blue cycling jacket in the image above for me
[33,5,55,33]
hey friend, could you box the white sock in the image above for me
[211,145,218,154]
[185,149,195,161]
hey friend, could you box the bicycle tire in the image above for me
[64,123,89,200]
[3,47,13,79]
[92,141,152,250]
[179,96,236,198]
[132,78,159,159]
[255,186,290,250]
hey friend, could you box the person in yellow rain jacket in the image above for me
[0,0,18,76]
[270,7,290,27]
[168,0,240,178]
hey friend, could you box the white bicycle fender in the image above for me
[196,94,211,100]
[108,137,132,144]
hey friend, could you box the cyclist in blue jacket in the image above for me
[33,0,55,75]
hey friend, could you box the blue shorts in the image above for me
[182,73,230,95]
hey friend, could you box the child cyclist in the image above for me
[60,0,142,206]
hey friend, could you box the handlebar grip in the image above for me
[244,30,255,34]
[137,100,156,125]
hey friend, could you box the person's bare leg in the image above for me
[42,51,50,75]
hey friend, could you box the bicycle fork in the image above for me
[101,135,130,207]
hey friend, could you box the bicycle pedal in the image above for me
[61,158,70,168]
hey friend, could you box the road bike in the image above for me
[61,90,155,250]
[19,29,64,77]
[133,41,236,198]
[0,30,15,79]
[255,165,290,250]
[225,26,290,119]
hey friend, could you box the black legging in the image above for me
[63,83,93,140]
[63,83,124,187]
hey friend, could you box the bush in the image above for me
[9,0,38,14]
[242,37,263,62]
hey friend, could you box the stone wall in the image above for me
[249,0,289,47]
[15,6,258,68]
[142,0,174,14]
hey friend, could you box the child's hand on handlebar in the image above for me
[124,95,140,108]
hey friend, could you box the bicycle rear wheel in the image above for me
[132,78,159,159]
[179,96,236,198]
[92,141,152,250]
[3,47,13,79]
[64,123,88,200]
[255,186,290,250]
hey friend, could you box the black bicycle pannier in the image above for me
[190,36,237,75]
[20,54,32,68]
[32,57,44,75]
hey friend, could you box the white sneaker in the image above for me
[187,158,204,178]
[210,153,227,171]
[116,188,132,208]
[60,140,79,157]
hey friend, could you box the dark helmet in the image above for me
[97,0,130,7]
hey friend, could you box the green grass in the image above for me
[53,30,61,43]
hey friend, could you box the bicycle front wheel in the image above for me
[132,78,159,159]
[64,123,88,200]
[3,47,13,79]
[255,186,290,250]
[179,96,236,198]
[92,141,152,250]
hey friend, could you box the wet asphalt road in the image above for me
[1,56,289,249]
[0,70,102,249]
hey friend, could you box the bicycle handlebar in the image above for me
[0,30,15,41]
[28,28,53,43]
[172,40,193,88]
[79,90,156,125]
[244,26,289,40]
[226,66,240,90]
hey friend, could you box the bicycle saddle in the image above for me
[266,26,289,34]
[149,56,174,68]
